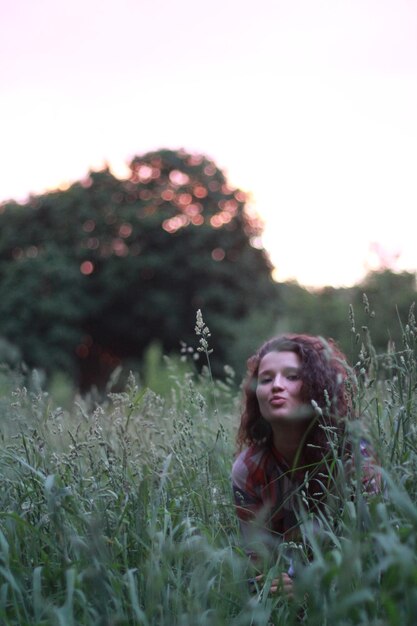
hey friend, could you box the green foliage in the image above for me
[0,312,417,624]
[0,149,278,389]
[277,269,416,366]
[2,142,415,397]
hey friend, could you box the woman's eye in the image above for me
[287,374,300,381]
[259,376,272,384]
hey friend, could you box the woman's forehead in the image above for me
[258,350,302,371]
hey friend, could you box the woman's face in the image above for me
[256,350,305,422]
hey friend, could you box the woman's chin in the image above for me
[273,405,313,421]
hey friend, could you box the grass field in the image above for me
[0,309,417,625]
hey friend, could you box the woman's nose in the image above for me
[272,374,284,389]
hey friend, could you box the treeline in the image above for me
[277,270,416,368]
[0,148,415,390]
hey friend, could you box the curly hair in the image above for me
[236,333,355,456]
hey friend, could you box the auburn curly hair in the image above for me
[236,333,355,457]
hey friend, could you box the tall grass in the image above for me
[0,307,417,625]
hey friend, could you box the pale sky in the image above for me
[1,0,416,287]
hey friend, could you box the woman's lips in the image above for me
[269,396,286,406]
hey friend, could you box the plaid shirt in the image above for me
[232,441,380,550]
[232,444,306,548]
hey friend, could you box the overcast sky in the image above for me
[1,0,416,287]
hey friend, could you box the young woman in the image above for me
[232,334,379,595]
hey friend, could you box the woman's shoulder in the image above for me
[358,438,374,457]
[344,435,382,495]
[232,444,269,484]
[233,443,265,466]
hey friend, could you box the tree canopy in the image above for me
[0,149,279,389]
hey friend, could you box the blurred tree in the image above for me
[276,270,416,365]
[276,282,355,358]
[0,149,279,388]
[350,269,416,354]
